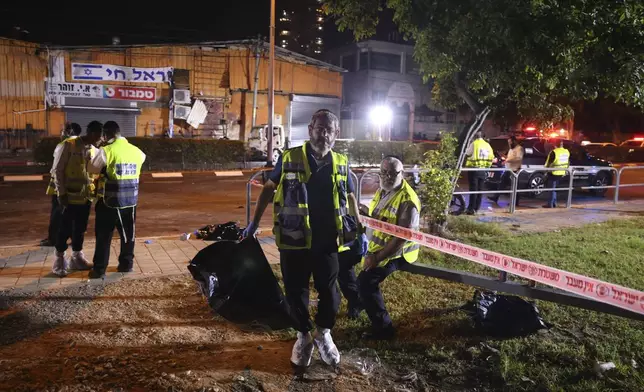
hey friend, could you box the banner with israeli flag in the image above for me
[71,63,173,84]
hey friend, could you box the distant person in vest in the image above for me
[242,109,364,369]
[358,157,421,340]
[87,121,146,279]
[464,131,494,215]
[50,121,103,276]
[544,139,570,208]
[42,123,82,247]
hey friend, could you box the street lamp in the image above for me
[369,105,393,141]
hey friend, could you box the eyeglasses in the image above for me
[380,170,402,178]
[311,126,336,135]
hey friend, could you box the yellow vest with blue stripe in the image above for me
[273,142,356,250]
[466,138,494,168]
[367,179,421,264]
[546,147,570,176]
[97,138,144,209]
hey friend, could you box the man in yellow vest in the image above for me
[464,131,494,214]
[243,110,365,369]
[50,121,103,276]
[42,123,82,247]
[544,139,570,208]
[87,121,146,279]
[358,157,421,340]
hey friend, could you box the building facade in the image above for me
[0,38,343,150]
[325,40,463,141]
[277,0,325,57]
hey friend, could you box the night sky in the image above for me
[0,1,273,45]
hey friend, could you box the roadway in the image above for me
[0,168,643,247]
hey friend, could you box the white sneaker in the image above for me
[70,251,92,270]
[290,331,314,367]
[51,251,69,277]
[313,328,341,367]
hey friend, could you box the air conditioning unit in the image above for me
[173,89,191,104]
[174,105,191,120]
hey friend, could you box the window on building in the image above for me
[341,54,355,71]
[371,52,401,72]
[406,54,420,74]
[359,52,369,70]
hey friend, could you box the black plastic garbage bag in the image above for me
[194,221,243,241]
[470,290,549,337]
[187,236,294,331]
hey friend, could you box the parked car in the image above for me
[619,138,644,148]
[582,142,617,147]
[489,137,614,197]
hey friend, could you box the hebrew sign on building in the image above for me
[71,63,173,83]
[47,83,157,105]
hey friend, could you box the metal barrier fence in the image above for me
[245,165,644,222]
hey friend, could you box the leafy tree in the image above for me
[324,0,644,132]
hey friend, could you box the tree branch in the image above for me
[453,73,485,114]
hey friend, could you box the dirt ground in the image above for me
[0,275,426,392]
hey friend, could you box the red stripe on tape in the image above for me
[361,216,644,316]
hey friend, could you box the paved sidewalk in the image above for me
[475,199,644,232]
[0,236,279,292]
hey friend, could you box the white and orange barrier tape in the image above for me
[361,216,644,316]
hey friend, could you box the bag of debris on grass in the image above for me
[470,290,549,337]
[187,236,294,331]
[194,221,243,241]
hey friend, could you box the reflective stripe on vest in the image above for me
[548,147,570,176]
[466,139,494,168]
[367,179,421,264]
[100,138,144,208]
[273,142,356,250]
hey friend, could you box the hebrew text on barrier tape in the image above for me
[361,216,644,316]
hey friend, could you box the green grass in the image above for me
[328,217,644,391]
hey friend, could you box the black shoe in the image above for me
[362,326,396,341]
[487,196,499,205]
[347,306,364,320]
[88,269,106,279]
[117,266,134,273]
[465,210,475,215]
[542,205,554,209]
[40,239,55,247]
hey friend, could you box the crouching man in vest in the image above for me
[243,110,364,369]
[359,157,421,340]
[87,121,146,279]
[50,121,103,276]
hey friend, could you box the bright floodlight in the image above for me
[369,105,393,125]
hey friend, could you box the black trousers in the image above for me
[337,250,363,309]
[467,172,486,212]
[55,201,91,253]
[358,257,408,330]
[491,171,521,205]
[47,195,64,243]
[280,249,340,332]
[93,200,136,273]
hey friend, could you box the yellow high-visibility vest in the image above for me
[273,142,356,250]
[366,179,421,265]
[466,139,494,168]
[547,147,570,176]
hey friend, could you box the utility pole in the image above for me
[267,0,275,167]
[251,34,261,128]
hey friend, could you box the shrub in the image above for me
[33,137,246,167]
[418,133,459,228]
